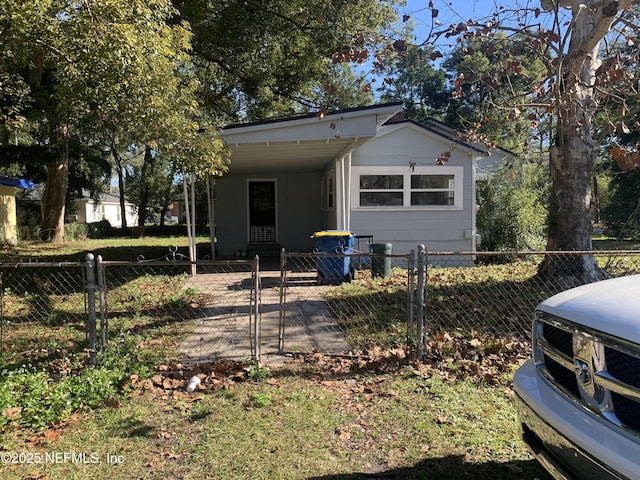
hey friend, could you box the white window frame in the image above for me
[351,166,463,210]
[327,170,336,211]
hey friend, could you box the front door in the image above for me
[248,180,276,242]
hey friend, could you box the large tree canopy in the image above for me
[0,0,228,238]
[174,0,400,122]
[1,0,402,240]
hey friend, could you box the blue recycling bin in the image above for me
[313,231,355,284]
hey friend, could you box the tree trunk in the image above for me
[159,206,167,227]
[539,141,608,285]
[112,146,128,230]
[40,132,69,242]
[538,1,613,285]
[137,146,154,227]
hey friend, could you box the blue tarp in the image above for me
[0,175,35,189]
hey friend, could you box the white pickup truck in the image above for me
[514,274,640,480]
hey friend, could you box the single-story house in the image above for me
[213,102,502,258]
[68,190,138,227]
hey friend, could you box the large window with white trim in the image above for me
[353,166,463,209]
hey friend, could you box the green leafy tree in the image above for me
[600,163,640,238]
[67,1,227,229]
[377,35,548,255]
[441,34,549,155]
[378,45,451,122]
[125,149,180,228]
[303,63,375,112]
[592,4,640,239]
[174,0,400,121]
[0,0,227,238]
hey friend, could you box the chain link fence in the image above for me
[97,257,259,364]
[424,250,640,338]
[278,251,419,356]
[0,260,88,371]
[2,248,640,371]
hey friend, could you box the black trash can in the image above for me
[370,243,392,277]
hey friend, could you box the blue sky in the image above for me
[403,0,499,25]
[400,0,506,49]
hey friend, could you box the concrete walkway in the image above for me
[178,269,350,366]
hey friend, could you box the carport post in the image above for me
[183,175,197,277]
[207,175,216,260]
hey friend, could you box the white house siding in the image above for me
[348,123,477,256]
[215,170,322,257]
[220,108,379,145]
[72,198,138,227]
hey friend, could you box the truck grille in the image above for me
[535,312,640,436]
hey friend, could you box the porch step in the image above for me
[246,243,282,258]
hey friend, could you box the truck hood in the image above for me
[536,274,640,343]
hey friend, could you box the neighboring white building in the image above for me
[68,190,138,227]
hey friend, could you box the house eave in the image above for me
[219,103,403,174]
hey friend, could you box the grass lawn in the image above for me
[0,236,553,479]
[1,357,548,480]
[0,236,212,263]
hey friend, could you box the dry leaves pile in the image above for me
[3,332,530,479]
[127,359,250,401]
[422,332,531,385]
[284,330,530,387]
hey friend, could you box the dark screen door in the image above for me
[248,181,276,242]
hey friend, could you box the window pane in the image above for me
[328,174,335,209]
[411,175,454,189]
[411,191,454,206]
[360,175,403,190]
[360,192,403,206]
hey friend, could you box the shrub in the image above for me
[600,167,640,239]
[64,222,88,241]
[86,219,112,239]
[0,364,126,431]
[476,162,547,255]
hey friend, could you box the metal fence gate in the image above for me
[94,255,261,364]
[277,248,426,357]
